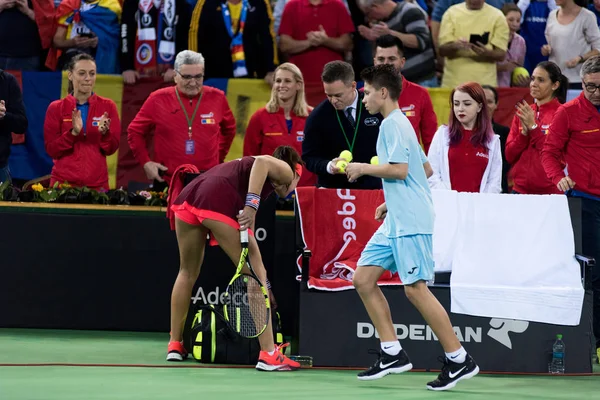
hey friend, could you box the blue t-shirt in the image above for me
[521,0,552,72]
[376,109,434,238]
[76,102,89,134]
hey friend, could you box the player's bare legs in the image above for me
[353,265,397,342]
[404,281,460,352]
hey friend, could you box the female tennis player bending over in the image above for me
[167,145,302,371]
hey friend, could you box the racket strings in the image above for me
[226,275,268,337]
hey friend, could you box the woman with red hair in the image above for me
[428,82,502,193]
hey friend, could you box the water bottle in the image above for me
[549,334,565,374]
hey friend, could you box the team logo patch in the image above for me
[200,112,214,118]
[296,136,304,142]
[296,131,304,136]
[201,118,215,124]
[403,111,416,117]
[401,104,415,111]
[136,44,153,65]
[364,117,379,126]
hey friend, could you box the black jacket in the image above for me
[302,92,382,190]
[492,120,510,193]
[189,0,276,79]
[0,70,27,168]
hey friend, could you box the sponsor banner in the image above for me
[299,285,593,373]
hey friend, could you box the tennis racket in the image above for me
[223,227,271,338]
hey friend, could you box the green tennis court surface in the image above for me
[0,329,598,400]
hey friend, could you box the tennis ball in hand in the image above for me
[336,160,348,173]
[511,67,530,85]
[370,156,379,165]
[339,150,353,162]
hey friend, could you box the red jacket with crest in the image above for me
[44,93,120,189]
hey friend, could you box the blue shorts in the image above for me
[357,233,434,285]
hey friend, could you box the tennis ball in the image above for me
[511,67,530,85]
[370,156,379,165]
[339,150,353,162]
[336,160,348,173]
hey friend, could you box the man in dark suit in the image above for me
[302,61,382,189]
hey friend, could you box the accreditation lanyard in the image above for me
[335,102,362,153]
[175,88,202,155]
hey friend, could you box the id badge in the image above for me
[185,140,195,155]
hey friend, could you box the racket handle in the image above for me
[239,210,249,244]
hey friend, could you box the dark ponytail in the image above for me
[536,61,568,104]
[272,145,303,177]
[67,53,96,94]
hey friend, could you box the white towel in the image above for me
[432,189,459,273]
[450,193,584,326]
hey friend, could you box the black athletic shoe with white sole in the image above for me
[357,349,413,381]
[426,355,479,391]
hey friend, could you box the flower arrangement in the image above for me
[0,181,168,207]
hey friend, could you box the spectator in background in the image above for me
[120,0,191,85]
[497,3,527,88]
[188,0,277,84]
[47,0,122,74]
[0,0,43,71]
[43,54,120,190]
[430,0,511,55]
[543,0,600,89]
[518,0,557,73]
[506,61,566,195]
[542,56,600,359]
[428,82,502,193]
[357,0,436,87]
[278,0,354,90]
[482,85,510,192]
[243,62,316,186]
[438,0,509,88]
[128,51,236,186]
[273,0,350,42]
[0,69,27,184]
[373,35,437,153]
[588,0,600,25]
[302,61,382,189]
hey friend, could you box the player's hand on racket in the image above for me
[345,162,366,182]
[375,202,387,222]
[237,206,256,231]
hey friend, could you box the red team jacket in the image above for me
[44,94,120,189]
[505,98,562,194]
[543,92,600,197]
[398,78,438,154]
[242,107,316,185]
[127,86,236,182]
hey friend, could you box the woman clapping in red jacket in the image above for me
[44,53,120,190]
[506,61,567,194]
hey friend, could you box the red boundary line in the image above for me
[0,363,597,376]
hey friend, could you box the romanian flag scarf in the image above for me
[221,0,248,78]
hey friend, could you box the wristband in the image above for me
[245,193,260,210]
[265,278,272,290]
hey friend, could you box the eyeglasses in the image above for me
[582,81,600,94]
[176,71,204,81]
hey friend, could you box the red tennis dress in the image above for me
[171,157,274,245]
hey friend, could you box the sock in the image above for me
[445,347,467,364]
[267,349,276,356]
[381,341,402,356]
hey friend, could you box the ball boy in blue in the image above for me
[345,65,479,391]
